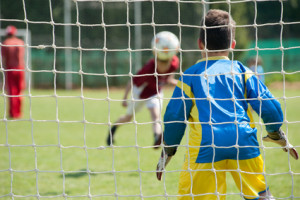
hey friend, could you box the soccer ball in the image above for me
[151,31,180,61]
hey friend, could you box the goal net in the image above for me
[0,0,299,200]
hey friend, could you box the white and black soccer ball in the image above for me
[151,31,180,61]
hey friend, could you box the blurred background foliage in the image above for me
[0,0,300,88]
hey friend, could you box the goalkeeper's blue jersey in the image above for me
[164,56,283,163]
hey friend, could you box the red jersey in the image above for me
[2,37,25,69]
[133,56,179,99]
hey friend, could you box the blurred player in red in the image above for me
[106,31,180,148]
[2,25,25,119]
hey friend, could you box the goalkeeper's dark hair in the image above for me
[199,9,236,50]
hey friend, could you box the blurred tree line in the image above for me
[2,0,299,48]
[0,0,299,87]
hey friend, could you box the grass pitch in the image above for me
[0,87,299,200]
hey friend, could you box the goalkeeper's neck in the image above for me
[200,51,230,58]
[198,39,236,58]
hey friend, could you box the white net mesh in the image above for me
[0,0,299,199]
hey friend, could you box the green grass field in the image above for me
[0,87,299,200]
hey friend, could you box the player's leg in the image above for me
[258,190,274,200]
[6,71,19,118]
[147,94,163,148]
[148,106,162,148]
[228,155,274,200]
[178,159,227,200]
[107,113,133,145]
[9,87,18,118]
[14,71,24,118]
[106,98,145,146]
[5,71,12,118]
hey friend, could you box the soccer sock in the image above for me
[107,125,118,145]
[111,125,118,136]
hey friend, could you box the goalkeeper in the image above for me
[156,9,298,200]
[106,31,179,148]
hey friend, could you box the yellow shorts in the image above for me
[178,155,267,200]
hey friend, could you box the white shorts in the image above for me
[126,86,163,115]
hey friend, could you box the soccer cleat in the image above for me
[154,133,162,149]
[263,129,299,160]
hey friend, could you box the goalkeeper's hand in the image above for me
[156,145,177,181]
[263,129,298,160]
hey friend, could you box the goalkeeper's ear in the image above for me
[231,39,236,49]
[198,39,204,50]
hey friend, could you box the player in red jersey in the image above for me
[107,31,180,148]
[1,26,25,119]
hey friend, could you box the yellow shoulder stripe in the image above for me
[176,81,201,157]
[176,80,194,99]
[244,70,253,82]
[244,70,255,128]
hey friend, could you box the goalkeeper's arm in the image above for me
[245,74,298,160]
[155,81,193,180]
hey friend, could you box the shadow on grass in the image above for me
[40,191,62,196]
[128,172,139,177]
[61,168,98,178]
[60,169,140,178]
